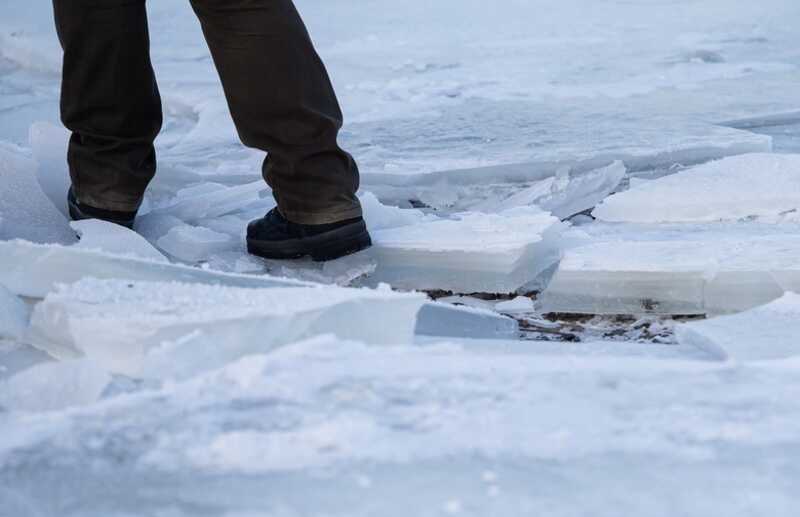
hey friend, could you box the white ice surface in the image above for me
[369,207,566,293]
[541,222,800,315]
[30,121,70,217]
[29,278,425,379]
[676,293,800,361]
[594,153,800,223]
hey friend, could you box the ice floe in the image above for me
[28,278,426,378]
[594,153,800,223]
[676,293,800,361]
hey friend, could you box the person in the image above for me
[52,0,371,262]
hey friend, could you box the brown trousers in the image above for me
[52,0,362,224]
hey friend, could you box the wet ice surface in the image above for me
[3,0,800,515]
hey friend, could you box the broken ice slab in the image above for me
[147,180,267,223]
[472,161,626,219]
[676,293,800,361]
[28,278,426,379]
[0,143,76,244]
[540,223,800,316]
[0,285,30,341]
[0,239,306,299]
[0,358,111,412]
[593,153,800,224]
[354,99,771,210]
[367,207,567,294]
[29,121,70,218]
[415,301,519,340]
[71,219,168,262]
[156,224,237,263]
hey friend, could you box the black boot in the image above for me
[68,188,137,229]
[247,208,372,262]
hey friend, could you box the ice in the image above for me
[594,154,800,223]
[28,278,426,378]
[0,143,76,244]
[0,284,30,341]
[149,180,267,223]
[540,223,800,316]
[157,224,237,263]
[368,207,567,293]
[0,240,305,299]
[495,296,535,314]
[29,121,70,217]
[0,359,111,412]
[415,301,519,340]
[676,293,800,361]
[71,219,168,262]
[471,161,626,219]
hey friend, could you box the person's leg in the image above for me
[188,0,362,225]
[53,0,162,213]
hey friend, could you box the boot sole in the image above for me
[247,219,372,262]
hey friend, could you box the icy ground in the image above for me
[3,0,800,515]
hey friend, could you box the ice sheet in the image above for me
[28,278,426,378]
[157,224,237,263]
[541,223,800,315]
[368,207,567,293]
[594,153,800,223]
[676,293,800,361]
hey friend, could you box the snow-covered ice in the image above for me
[676,293,800,361]
[369,207,567,293]
[28,278,426,378]
[594,153,800,223]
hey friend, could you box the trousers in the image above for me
[52,0,362,224]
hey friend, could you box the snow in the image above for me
[676,293,800,361]
[541,223,800,315]
[594,154,800,223]
[28,278,426,378]
[369,207,567,293]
